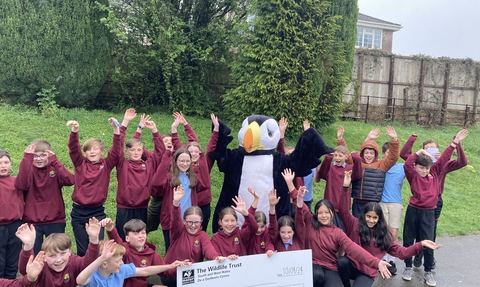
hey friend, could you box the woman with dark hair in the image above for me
[337,170,440,287]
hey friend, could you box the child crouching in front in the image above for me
[76,240,190,287]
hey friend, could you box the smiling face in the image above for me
[125,229,146,251]
[85,144,105,164]
[333,151,347,166]
[365,210,379,228]
[316,204,333,226]
[163,136,173,151]
[187,145,200,163]
[176,153,192,173]
[415,164,431,177]
[279,226,294,243]
[219,214,237,235]
[256,222,266,235]
[363,148,376,164]
[184,214,203,235]
[104,255,123,273]
[0,156,11,176]
[45,248,71,272]
[126,143,143,161]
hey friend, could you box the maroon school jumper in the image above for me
[268,208,305,252]
[15,154,74,224]
[68,131,121,207]
[316,152,362,212]
[211,212,258,257]
[400,135,467,195]
[106,227,165,287]
[116,127,165,209]
[242,206,274,255]
[0,175,23,225]
[338,186,423,279]
[18,243,99,287]
[0,277,36,287]
[162,205,219,278]
[297,206,381,272]
[404,145,454,209]
[150,150,199,231]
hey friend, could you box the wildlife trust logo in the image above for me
[182,269,195,285]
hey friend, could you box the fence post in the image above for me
[365,95,370,124]
[464,105,470,127]
[392,98,396,123]
[417,59,426,125]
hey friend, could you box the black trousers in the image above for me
[146,197,162,233]
[0,220,22,279]
[338,255,374,287]
[115,207,147,241]
[403,205,435,271]
[71,204,105,256]
[312,263,342,287]
[199,203,211,234]
[33,222,66,255]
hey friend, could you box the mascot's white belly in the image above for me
[236,155,274,227]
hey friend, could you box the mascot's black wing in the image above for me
[208,119,233,171]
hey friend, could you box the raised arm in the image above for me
[400,134,417,161]
[14,144,35,190]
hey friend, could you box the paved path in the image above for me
[148,234,480,287]
[373,234,480,287]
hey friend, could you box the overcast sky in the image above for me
[357,0,480,61]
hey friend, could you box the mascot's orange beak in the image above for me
[243,121,262,153]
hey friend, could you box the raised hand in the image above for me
[66,120,79,132]
[343,170,352,187]
[138,114,151,129]
[86,217,101,243]
[232,196,248,216]
[171,112,183,131]
[123,108,137,122]
[279,117,288,138]
[268,188,280,206]
[385,126,398,141]
[100,218,114,232]
[144,120,157,132]
[247,187,260,201]
[365,128,380,141]
[454,129,468,143]
[16,223,36,251]
[173,185,185,204]
[337,126,344,140]
[281,168,295,183]
[303,120,310,131]
[211,113,220,132]
[45,150,55,157]
[100,240,116,260]
[26,251,45,282]
[24,144,36,154]
[297,186,308,199]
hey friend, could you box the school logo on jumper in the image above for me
[194,239,200,247]
[182,269,195,285]
[260,241,265,249]
[140,259,147,267]
[49,170,56,177]
[63,273,70,283]
[142,163,146,170]
[99,165,104,169]
[234,237,240,244]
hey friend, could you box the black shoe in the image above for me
[413,252,423,268]
[387,260,397,275]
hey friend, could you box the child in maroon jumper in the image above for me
[15,218,101,287]
[242,188,275,256]
[171,112,213,233]
[15,140,74,255]
[114,108,165,240]
[66,118,121,256]
[211,195,258,258]
[0,150,23,279]
[337,170,440,287]
[100,217,167,287]
[0,251,45,287]
[160,186,226,287]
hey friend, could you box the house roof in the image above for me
[358,13,402,31]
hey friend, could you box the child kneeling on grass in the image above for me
[76,240,190,287]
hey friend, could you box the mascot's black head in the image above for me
[238,115,280,153]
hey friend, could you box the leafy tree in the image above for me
[0,0,112,108]
[101,0,247,116]
[224,0,358,135]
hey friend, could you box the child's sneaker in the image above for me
[402,267,413,281]
[424,271,436,286]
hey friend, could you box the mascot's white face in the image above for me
[238,115,280,153]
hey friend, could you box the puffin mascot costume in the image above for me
[210,115,334,232]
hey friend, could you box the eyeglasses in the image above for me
[178,160,191,164]
[185,221,202,226]
[33,154,48,159]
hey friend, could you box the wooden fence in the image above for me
[342,51,480,127]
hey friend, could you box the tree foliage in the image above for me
[101,0,247,116]
[224,0,358,135]
[0,0,112,107]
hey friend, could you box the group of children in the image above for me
[0,110,468,287]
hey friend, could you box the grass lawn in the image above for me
[1,103,479,257]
